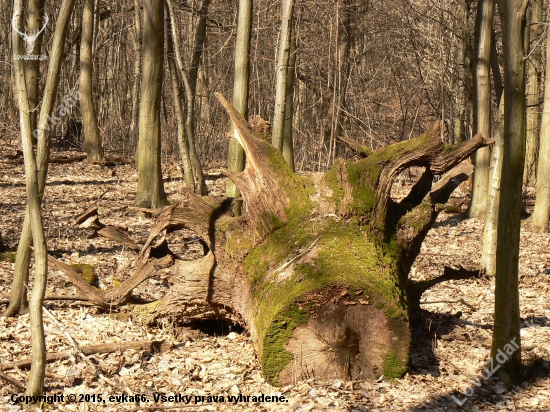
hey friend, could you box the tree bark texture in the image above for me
[12,0,48,396]
[227,0,253,215]
[165,2,195,192]
[524,0,542,186]
[491,0,527,385]
[80,0,104,162]
[271,0,295,154]
[5,0,77,318]
[135,0,168,209]
[469,0,494,219]
[529,13,550,233]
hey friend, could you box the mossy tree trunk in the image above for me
[54,95,492,385]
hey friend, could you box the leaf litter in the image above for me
[0,152,549,411]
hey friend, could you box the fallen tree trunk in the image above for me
[51,94,492,385]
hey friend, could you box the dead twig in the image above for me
[0,369,25,390]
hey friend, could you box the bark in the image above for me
[52,94,493,386]
[187,0,211,196]
[80,0,104,162]
[453,0,471,144]
[529,15,550,233]
[165,0,208,196]
[24,0,45,139]
[481,95,504,275]
[134,0,168,209]
[271,0,295,154]
[4,0,77,318]
[12,0,49,397]
[227,0,253,216]
[492,0,527,385]
[524,0,542,186]
[282,17,297,171]
[129,0,141,148]
[165,2,195,192]
[469,0,494,218]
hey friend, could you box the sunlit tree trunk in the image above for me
[454,0,471,144]
[469,0,494,218]
[129,0,141,149]
[135,0,168,208]
[282,17,296,171]
[80,0,104,162]
[5,0,76,318]
[481,95,504,275]
[524,0,542,186]
[25,0,45,142]
[271,0,295,154]
[227,0,253,215]
[529,19,550,233]
[491,0,527,386]
[11,0,76,395]
[165,1,195,192]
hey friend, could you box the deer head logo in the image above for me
[12,13,49,54]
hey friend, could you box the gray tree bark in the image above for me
[134,0,168,208]
[80,0,104,162]
[491,0,527,385]
[524,0,542,186]
[4,0,76,318]
[165,1,195,193]
[469,0,494,218]
[227,0,253,215]
[271,0,295,154]
[529,16,550,233]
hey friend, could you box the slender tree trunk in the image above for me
[12,0,75,395]
[481,95,504,275]
[524,0,542,186]
[134,0,168,208]
[130,0,141,150]
[165,1,195,192]
[13,4,48,389]
[24,0,45,141]
[491,0,527,386]
[282,17,296,171]
[454,0,471,144]
[227,0,253,215]
[271,0,295,153]
[529,18,550,233]
[4,0,76,318]
[185,0,211,196]
[80,0,104,162]
[491,26,504,104]
[469,0,494,218]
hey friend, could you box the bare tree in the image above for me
[80,0,104,161]
[529,18,550,233]
[271,0,295,157]
[491,0,527,385]
[469,0,495,218]
[134,0,168,208]
[227,0,253,214]
[524,0,542,186]
[11,0,76,395]
[165,1,195,192]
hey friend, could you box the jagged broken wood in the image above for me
[51,94,493,385]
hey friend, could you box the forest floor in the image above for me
[0,146,549,412]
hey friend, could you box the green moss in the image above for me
[0,252,16,263]
[68,263,97,286]
[398,201,433,233]
[262,303,310,385]
[382,350,408,379]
